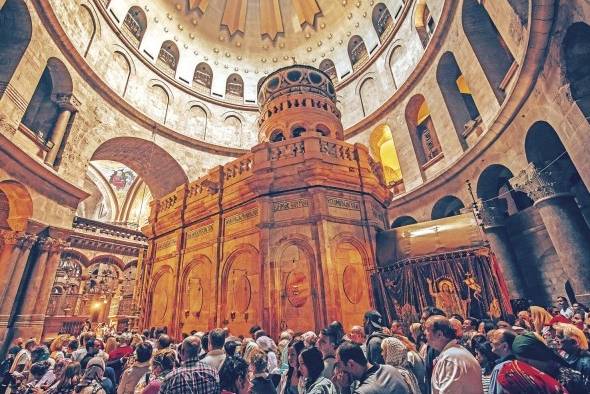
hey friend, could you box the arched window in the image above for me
[431,196,465,220]
[462,0,515,103]
[369,124,404,190]
[477,164,532,215]
[319,59,337,82]
[563,23,590,125]
[348,35,368,71]
[22,58,73,143]
[123,6,147,47]
[269,130,286,142]
[415,0,435,48]
[193,62,213,92]
[0,0,32,94]
[436,51,480,147]
[225,73,244,102]
[157,41,179,77]
[405,95,442,168]
[372,3,393,41]
[391,216,417,228]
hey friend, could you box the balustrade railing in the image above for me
[73,216,147,241]
[270,141,305,161]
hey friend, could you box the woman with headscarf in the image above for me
[381,337,422,394]
[46,362,81,394]
[555,323,590,386]
[75,357,107,394]
[511,331,589,394]
[530,306,554,335]
[495,360,567,393]
[277,340,305,394]
[256,336,279,374]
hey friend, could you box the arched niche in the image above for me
[269,129,286,143]
[372,3,393,41]
[180,256,214,332]
[431,195,465,220]
[319,59,337,82]
[415,0,435,48]
[90,137,188,198]
[436,51,480,148]
[358,77,380,116]
[225,73,244,100]
[105,51,131,97]
[391,216,417,228]
[348,35,368,70]
[148,267,174,329]
[405,94,442,168]
[563,23,590,124]
[193,62,213,91]
[476,164,532,215]
[0,0,32,92]
[122,6,147,47]
[147,84,169,124]
[388,45,403,90]
[0,180,33,231]
[276,242,317,333]
[76,5,96,57]
[21,58,73,143]
[157,41,179,77]
[462,0,515,103]
[332,238,372,331]
[224,115,243,147]
[221,246,260,336]
[185,105,208,140]
[369,124,403,187]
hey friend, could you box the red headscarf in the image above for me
[497,360,568,393]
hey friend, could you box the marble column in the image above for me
[480,199,526,299]
[0,233,37,342]
[44,95,76,167]
[511,163,590,302]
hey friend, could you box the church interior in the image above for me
[1,0,590,348]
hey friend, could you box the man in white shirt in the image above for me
[424,316,483,394]
[201,328,226,371]
[557,296,574,319]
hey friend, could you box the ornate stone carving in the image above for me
[39,237,68,253]
[509,163,571,203]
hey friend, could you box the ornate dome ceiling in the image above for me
[126,0,395,80]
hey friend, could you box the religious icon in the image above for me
[464,273,482,300]
[427,277,469,317]
[488,298,501,319]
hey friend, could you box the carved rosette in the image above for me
[509,163,571,204]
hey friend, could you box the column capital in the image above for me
[0,230,36,248]
[479,199,508,229]
[509,163,571,204]
[39,237,68,253]
[54,94,80,112]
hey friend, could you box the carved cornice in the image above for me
[39,237,68,253]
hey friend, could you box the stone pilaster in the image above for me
[479,199,526,298]
[511,163,590,302]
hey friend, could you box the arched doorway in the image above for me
[476,164,532,216]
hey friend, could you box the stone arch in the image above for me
[348,35,368,70]
[462,0,515,103]
[358,76,380,116]
[147,265,174,329]
[414,0,435,48]
[77,4,97,57]
[147,83,170,124]
[273,236,319,333]
[369,124,403,186]
[476,164,532,215]
[61,249,90,268]
[90,137,188,198]
[123,6,147,47]
[372,3,393,41]
[431,195,465,220]
[193,62,213,91]
[0,180,33,231]
[269,129,286,142]
[88,254,125,272]
[179,255,214,331]
[22,58,73,142]
[436,51,480,148]
[391,216,417,228]
[225,73,244,99]
[0,0,32,92]
[388,45,403,90]
[220,244,261,335]
[224,115,243,147]
[157,40,179,76]
[319,59,337,82]
[185,104,208,140]
[563,23,590,124]
[330,234,373,330]
[105,50,132,97]
[405,94,442,167]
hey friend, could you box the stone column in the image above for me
[511,163,590,302]
[32,239,66,316]
[479,200,526,298]
[44,95,76,167]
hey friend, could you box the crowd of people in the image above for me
[1,296,590,394]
